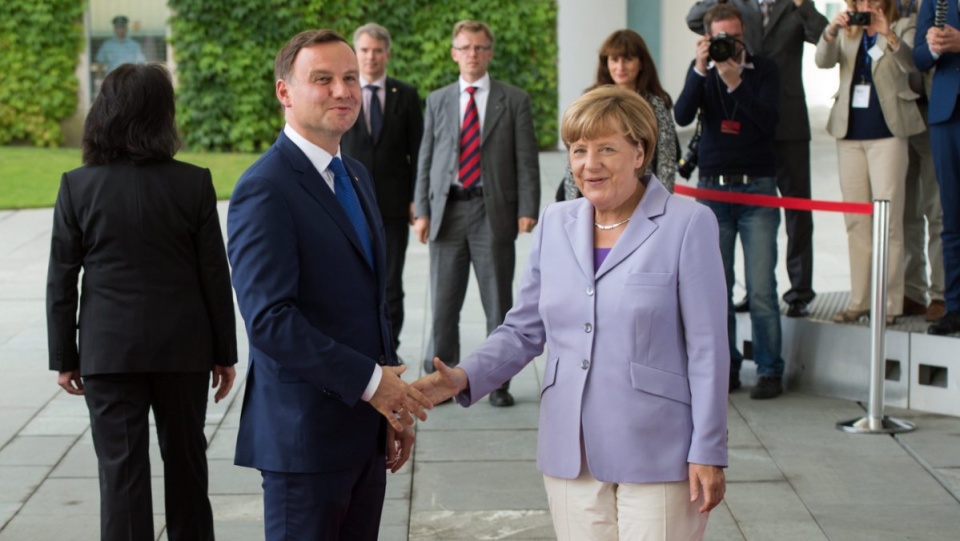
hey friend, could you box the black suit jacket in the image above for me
[46,159,238,375]
[341,77,423,220]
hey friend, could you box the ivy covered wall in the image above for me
[0,1,86,146]
[169,0,558,151]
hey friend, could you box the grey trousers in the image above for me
[904,124,945,304]
[428,197,515,389]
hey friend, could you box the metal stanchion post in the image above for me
[837,200,916,434]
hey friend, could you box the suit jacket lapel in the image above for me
[595,179,667,281]
[764,0,789,37]
[482,81,506,147]
[564,200,596,284]
[386,77,400,118]
[277,134,372,270]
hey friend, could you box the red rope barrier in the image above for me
[674,184,873,215]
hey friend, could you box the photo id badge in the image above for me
[720,119,741,135]
[852,84,871,109]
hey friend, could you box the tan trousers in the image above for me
[543,469,707,541]
[836,137,908,315]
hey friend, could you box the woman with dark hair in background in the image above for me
[46,63,237,541]
[558,29,680,200]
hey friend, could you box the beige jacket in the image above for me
[815,17,925,139]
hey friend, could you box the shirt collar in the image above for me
[459,73,491,93]
[359,74,387,89]
[283,124,340,175]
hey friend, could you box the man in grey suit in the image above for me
[413,19,540,407]
[688,0,828,318]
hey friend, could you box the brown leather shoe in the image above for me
[926,300,946,322]
[903,296,927,316]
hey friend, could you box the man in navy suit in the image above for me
[227,29,432,540]
[915,0,960,335]
[342,23,423,354]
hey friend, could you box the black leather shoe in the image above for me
[489,388,515,407]
[928,311,960,336]
[750,376,783,399]
[786,300,810,318]
[734,296,750,313]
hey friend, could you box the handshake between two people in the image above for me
[367,357,470,472]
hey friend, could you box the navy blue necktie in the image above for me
[367,84,383,143]
[328,157,374,267]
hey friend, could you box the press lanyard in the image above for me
[859,31,878,84]
[714,70,741,135]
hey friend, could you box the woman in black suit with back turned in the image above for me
[46,63,238,541]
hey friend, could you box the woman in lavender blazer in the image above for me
[415,86,729,540]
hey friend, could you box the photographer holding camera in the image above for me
[815,0,924,325]
[675,3,786,399]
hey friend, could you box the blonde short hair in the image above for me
[451,20,494,46]
[561,85,657,175]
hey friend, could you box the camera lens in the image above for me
[708,33,737,63]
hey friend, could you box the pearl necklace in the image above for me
[594,217,631,230]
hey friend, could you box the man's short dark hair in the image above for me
[112,15,129,26]
[703,3,744,33]
[82,63,180,166]
[275,29,350,82]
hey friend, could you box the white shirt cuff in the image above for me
[361,364,383,402]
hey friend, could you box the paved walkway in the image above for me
[1,106,959,539]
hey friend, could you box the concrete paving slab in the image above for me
[0,466,47,504]
[207,459,261,495]
[415,429,538,463]
[724,481,826,540]
[48,433,97,478]
[415,401,540,432]
[809,502,960,541]
[0,436,76,467]
[704,503,745,540]
[411,461,546,512]
[408,509,554,541]
[727,447,785,483]
[16,477,101,517]
[210,494,263,522]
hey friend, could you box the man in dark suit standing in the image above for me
[413,20,541,407]
[342,23,423,355]
[227,29,432,540]
[915,0,960,335]
[688,0,828,317]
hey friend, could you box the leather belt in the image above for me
[700,174,761,186]
[448,186,484,201]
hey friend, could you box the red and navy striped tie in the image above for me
[459,86,481,189]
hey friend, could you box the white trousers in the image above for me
[543,468,708,541]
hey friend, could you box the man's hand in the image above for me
[412,358,469,405]
[518,217,537,233]
[689,463,725,513]
[695,35,711,74]
[927,25,960,55]
[58,370,84,395]
[716,59,742,91]
[413,217,430,244]
[385,424,415,473]
[212,365,236,403]
[793,0,805,7]
[368,365,432,432]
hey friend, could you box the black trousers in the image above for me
[383,216,410,351]
[775,140,816,304]
[83,372,213,541]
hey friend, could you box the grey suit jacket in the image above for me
[414,78,540,242]
[687,0,828,141]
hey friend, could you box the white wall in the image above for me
[556,0,628,148]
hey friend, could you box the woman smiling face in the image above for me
[569,130,645,214]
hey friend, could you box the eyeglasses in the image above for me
[452,45,492,53]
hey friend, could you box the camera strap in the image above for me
[714,71,741,135]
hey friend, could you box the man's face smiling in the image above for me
[277,40,361,153]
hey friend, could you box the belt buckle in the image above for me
[719,174,745,186]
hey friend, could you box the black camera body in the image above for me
[678,132,701,180]
[847,11,871,26]
[709,32,738,63]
